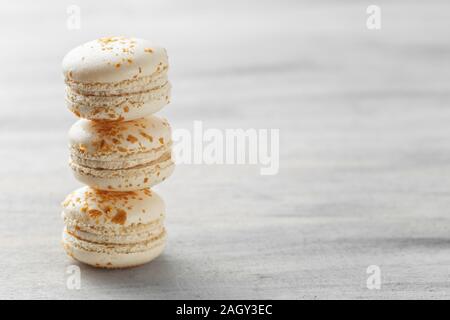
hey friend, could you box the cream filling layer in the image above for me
[65,68,169,95]
[65,221,165,245]
[66,81,170,109]
[69,152,173,178]
[64,227,166,254]
[69,144,172,170]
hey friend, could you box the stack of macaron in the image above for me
[61,37,174,268]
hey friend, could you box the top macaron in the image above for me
[62,36,171,121]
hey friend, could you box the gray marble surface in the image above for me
[1,0,450,299]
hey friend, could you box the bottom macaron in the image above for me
[61,186,167,269]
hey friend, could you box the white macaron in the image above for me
[62,36,171,121]
[62,186,167,269]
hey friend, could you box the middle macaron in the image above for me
[69,115,174,191]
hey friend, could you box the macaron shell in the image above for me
[62,37,168,83]
[61,186,165,227]
[69,116,172,160]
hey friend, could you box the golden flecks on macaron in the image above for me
[69,115,172,157]
[62,36,169,83]
[62,186,164,227]
[61,36,172,269]
[111,209,127,225]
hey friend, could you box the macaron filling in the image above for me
[65,67,169,95]
[69,142,172,170]
[63,228,166,255]
[69,151,173,177]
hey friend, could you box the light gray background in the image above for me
[1,0,449,299]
